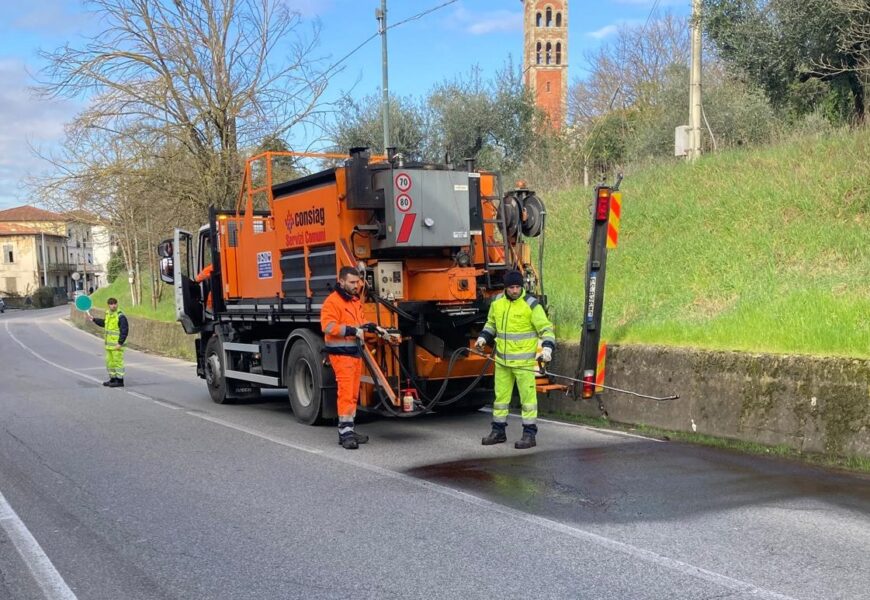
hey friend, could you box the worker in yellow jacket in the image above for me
[476,271,555,449]
[88,297,129,388]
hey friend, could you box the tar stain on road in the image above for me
[407,441,870,525]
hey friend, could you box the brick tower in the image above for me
[522,0,568,129]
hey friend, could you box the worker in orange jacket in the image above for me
[321,266,384,449]
[195,262,214,312]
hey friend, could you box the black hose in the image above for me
[371,344,491,417]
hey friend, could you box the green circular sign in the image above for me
[74,295,93,312]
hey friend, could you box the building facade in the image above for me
[0,206,110,299]
[0,224,70,298]
[522,0,568,130]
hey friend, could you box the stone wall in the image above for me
[69,306,196,361]
[542,344,870,459]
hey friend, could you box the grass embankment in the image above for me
[85,130,869,359]
[543,128,870,359]
[89,278,175,321]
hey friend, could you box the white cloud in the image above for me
[0,59,79,208]
[448,6,523,36]
[587,24,620,40]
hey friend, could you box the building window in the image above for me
[536,41,542,64]
[556,12,562,27]
[556,42,562,65]
[546,81,551,92]
[546,7,552,27]
[546,42,552,65]
[3,245,12,264]
[56,275,61,287]
[536,12,541,27]
[5,277,16,293]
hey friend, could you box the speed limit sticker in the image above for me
[396,194,413,212]
[395,172,412,192]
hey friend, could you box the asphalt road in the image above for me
[1,306,868,600]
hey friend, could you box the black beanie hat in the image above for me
[504,271,523,287]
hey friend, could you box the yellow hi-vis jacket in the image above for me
[480,290,555,366]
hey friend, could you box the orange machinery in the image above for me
[158,148,551,423]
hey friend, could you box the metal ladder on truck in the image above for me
[478,174,513,288]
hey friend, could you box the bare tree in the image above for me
[568,12,690,127]
[37,0,332,211]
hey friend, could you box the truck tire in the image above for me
[284,330,325,425]
[204,334,232,404]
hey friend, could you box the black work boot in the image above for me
[339,435,359,450]
[515,424,538,450]
[350,431,369,444]
[481,423,507,446]
[102,378,115,387]
[108,378,124,388]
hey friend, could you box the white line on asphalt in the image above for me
[195,415,797,600]
[0,492,78,600]
[126,391,151,401]
[479,406,665,443]
[187,412,323,455]
[152,400,182,410]
[5,322,102,385]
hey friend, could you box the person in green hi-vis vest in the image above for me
[88,297,129,388]
[476,271,556,450]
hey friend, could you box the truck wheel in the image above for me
[284,331,325,425]
[204,335,232,404]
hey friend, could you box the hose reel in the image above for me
[497,191,545,239]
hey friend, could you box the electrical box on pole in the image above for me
[578,181,621,400]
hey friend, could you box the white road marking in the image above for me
[187,412,323,454]
[126,391,151,401]
[480,406,665,443]
[152,400,182,410]
[5,322,102,385]
[0,492,78,600]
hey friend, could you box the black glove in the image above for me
[363,322,379,334]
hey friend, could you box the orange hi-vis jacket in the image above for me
[321,285,365,421]
[320,286,364,356]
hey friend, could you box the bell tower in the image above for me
[523,0,568,129]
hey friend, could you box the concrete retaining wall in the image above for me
[543,344,870,459]
[69,306,196,361]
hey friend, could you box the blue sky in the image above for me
[0,0,689,209]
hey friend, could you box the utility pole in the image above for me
[376,0,391,153]
[688,0,703,161]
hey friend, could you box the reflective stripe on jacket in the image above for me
[320,287,364,356]
[481,290,555,366]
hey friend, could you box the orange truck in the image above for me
[157,148,553,423]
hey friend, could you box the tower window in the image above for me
[546,42,552,65]
[536,12,542,27]
[536,42,542,65]
[556,12,562,27]
[546,7,552,27]
[556,42,562,65]
[546,81,551,92]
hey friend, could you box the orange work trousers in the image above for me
[331,354,363,421]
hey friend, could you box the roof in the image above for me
[0,223,65,237]
[0,205,67,222]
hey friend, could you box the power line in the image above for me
[322,0,459,79]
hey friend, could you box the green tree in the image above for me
[329,94,429,161]
[704,0,865,123]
